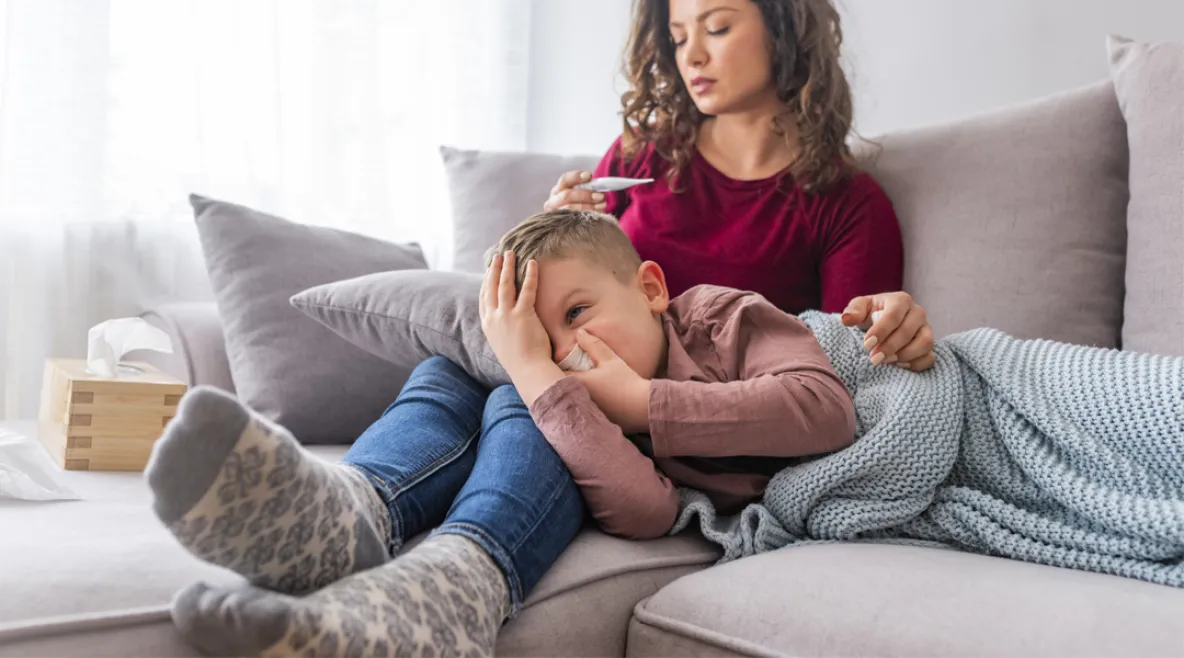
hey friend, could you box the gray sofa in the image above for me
[2,76,1182,657]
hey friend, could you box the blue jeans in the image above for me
[341,356,586,614]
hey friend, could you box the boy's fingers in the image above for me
[517,259,539,309]
[482,252,501,311]
[498,251,517,309]
[576,329,616,366]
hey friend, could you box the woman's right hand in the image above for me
[543,170,607,212]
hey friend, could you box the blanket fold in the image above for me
[672,311,1184,587]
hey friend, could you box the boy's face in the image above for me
[533,255,670,379]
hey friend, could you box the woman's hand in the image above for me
[840,292,936,372]
[566,329,651,435]
[543,170,607,212]
[480,251,563,403]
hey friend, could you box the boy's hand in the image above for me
[480,251,562,403]
[566,329,651,435]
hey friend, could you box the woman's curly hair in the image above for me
[620,0,856,193]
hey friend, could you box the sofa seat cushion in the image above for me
[627,543,1184,657]
[0,429,721,657]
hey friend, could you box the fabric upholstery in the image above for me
[627,543,1184,657]
[191,194,427,444]
[855,80,1129,348]
[441,146,599,273]
[1108,35,1184,356]
[292,270,510,389]
[135,303,235,393]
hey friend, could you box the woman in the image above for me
[547,0,932,369]
[155,1,936,656]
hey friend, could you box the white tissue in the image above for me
[576,177,655,193]
[86,317,173,378]
[0,428,81,501]
[556,345,595,372]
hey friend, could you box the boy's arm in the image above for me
[529,376,680,540]
[649,290,857,459]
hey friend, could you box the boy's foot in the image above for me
[146,386,391,594]
[172,534,510,657]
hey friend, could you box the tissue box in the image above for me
[38,358,187,471]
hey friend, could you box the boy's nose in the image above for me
[553,341,576,364]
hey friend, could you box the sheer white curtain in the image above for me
[0,0,532,419]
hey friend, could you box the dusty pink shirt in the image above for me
[528,285,856,540]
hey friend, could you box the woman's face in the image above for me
[667,0,777,117]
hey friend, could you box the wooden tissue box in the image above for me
[38,358,187,471]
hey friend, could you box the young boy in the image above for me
[479,209,858,538]
[142,210,921,656]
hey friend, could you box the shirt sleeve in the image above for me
[529,376,679,540]
[649,290,856,459]
[817,175,904,313]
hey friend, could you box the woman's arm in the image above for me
[648,289,856,459]
[817,175,904,313]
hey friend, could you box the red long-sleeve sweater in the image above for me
[594,137,904,314]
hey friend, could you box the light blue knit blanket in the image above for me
[672,311,1184,587]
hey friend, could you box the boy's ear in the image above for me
[636,261,670,314]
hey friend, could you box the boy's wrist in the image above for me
[507,359,565,406]
[623,377,652,435]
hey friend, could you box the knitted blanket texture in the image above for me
[672,312,1184,587]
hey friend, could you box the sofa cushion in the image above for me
[441,146,599,273]
[0,427,720,657]
[627,543,1184,657]
[1108,36,1184,356]
[292,270,510,390]
[856,80,1129,348]
[191,194,428,444]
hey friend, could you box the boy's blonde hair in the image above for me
[486,209,642,288]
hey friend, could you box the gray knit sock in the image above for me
[145,386,391,594]
[172,534,511,658]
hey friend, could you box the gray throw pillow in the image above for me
[1108,35,1184,356]
[855,80,1129,348]
[441,146,600,273]
[291,270,509,390]
[191,194,429,444]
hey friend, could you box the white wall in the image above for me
[526,0,1184,153]
[840,0,1184,136]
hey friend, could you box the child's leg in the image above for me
[146,356,487,594]
[170,384,588,657]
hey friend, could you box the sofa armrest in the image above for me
[133,302,235,393]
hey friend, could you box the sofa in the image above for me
[3,54,1183,657]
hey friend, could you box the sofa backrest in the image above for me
[445,80,1131,348]
[857,80,1129,348]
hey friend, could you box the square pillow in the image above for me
[441,146,599,273]
[191,194,428,443]
[1108,35,1184,356]
[291,270,508,390]
[855,80,1129,348]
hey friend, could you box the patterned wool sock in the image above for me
[172,533,511,658]
[145,386,391,594]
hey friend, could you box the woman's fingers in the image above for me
[873,304,927,363]
[498,251,518,309]
[544,171,606,212]
[894,323,935,364]
[900,350,936,373]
